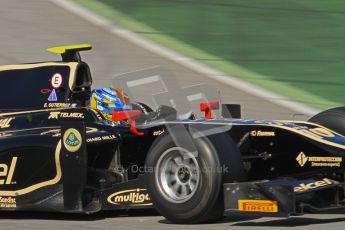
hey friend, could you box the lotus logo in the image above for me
[63,128,82,152]
[107,188,152,206]
[66,133,78,145]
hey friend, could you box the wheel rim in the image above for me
[155,147,200,203]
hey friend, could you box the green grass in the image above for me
[73,0,345,109]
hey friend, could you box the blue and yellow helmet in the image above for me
[90,87,130,120]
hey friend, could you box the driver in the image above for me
[90,87,178,124]
[90,87,133,122]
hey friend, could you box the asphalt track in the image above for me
[0,0,344,229]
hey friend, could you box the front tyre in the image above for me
[145,129,245,224]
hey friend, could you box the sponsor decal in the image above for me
[153,129,164,136]
[0,196,16,208]
[0,118,14,129]
[296,152,308,167]
[294,178,338,193]
[86,135,117,143]
[63,128,82,152]
[296,152,342,167]
[238,200,278,213]
[253,121,337,140]
[47,89,58,102]
[250,130,275,137]
[107,188,152,206]
[0,157,17,185]
[44,103,71,108]
[48,112,84,119]
[51,73,63,88]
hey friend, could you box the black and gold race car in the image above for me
[0,44,345,224]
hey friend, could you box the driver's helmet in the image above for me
[90,87,131,121]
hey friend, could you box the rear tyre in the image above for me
[309,107,345,135]
[145,128,246,224]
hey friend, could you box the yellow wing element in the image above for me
[47,44,92,62]
[47,44,92,54]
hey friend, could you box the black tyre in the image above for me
[309,107,345,135]
[145,128,246,224]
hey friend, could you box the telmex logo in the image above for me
[0,157,17,185]
[48,112,84,119]
[294,178,337,193]
[238,200,278,213]
[107,188,152,206]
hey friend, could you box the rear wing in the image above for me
[47,44,92,62]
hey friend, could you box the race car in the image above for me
[0,44,345,224]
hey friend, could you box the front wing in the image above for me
[224,178,345,217]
